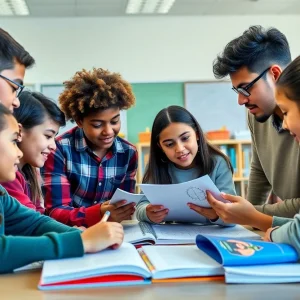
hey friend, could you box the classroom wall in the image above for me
[129,83,184,144]
[1,15,300,83]
[1,15,300,143]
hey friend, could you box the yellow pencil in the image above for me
[139,249,155,272]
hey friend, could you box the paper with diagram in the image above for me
[139,175,227,223]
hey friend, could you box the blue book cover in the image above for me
[196,234,298,266]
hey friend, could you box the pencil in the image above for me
[139,249,155,272]
[100,211,110,223]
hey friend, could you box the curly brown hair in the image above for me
[59,68,135,121]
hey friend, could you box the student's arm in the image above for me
[1,171,37,212]
[247,115,272,205]
[255,198,300,218]
[135,196,152,222]
[41,144,102,228]
[118,148,138,193]
[208,157,236,226]
[0,190,84,273]
[270,214,300,256]
[213,156,236,195]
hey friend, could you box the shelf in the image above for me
[233,177,249,182]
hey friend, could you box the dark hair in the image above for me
[143,105,233,184]
[0,103,13,131]
[14,91,66,205]
[59,68,135,122]
[276,55,300,103]
[0,28,35,72]
[213,25,291,79]
[15,91,66,129]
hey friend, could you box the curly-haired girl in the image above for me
[41,68,137,227]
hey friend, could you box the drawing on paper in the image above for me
[186,187,207,205]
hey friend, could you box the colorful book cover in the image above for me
[196,234,298,266]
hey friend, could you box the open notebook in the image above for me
[38,242,223,290]
[196,234,300,283]
[124,222,260,246]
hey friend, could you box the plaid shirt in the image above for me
[41,126,138,227]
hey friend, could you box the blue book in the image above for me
[196,234,300,283]
[228,148,237,174]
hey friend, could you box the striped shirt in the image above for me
[41,126,138,227]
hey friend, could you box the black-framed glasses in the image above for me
[232,67,270,97]
[0,74,25,98]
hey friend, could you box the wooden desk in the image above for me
[1,270,300,300]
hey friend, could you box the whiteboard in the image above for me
[41,84,127,137]
[184,82,247,133]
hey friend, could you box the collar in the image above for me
[271,114,285,133]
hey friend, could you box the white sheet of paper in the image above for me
[139,175,227,222]
[109,188,144,207]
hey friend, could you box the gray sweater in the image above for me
[136,155,236,226]
[247,112,300,218]
[271,215,300,256]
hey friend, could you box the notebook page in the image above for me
[41,242,150,284]
[123,222,156,244]
[152,224,259,243]
[14,261,43,272]
[141,245,223,279]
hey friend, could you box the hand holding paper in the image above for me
[146,204,169,223]
[101,199,136,223]
[206,192,271,230]
[140,175,229,223]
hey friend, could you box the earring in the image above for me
[161,157,168,163]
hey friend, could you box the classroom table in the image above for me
[1,269,300,300]
[2,228,299,300]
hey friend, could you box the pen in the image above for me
[100,211,110,223]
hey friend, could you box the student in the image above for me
[135,105,235,225]
[41,68,137,227]
[1,91,65,213]
[0,28,35,112]
[207,56,300,255]
[212,25,300,218]
[0,104,124,273]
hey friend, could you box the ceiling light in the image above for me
[157,0,176,14]
[0,0,29,16]
[11,0,29,15]
[126,0,176,14]
[126,0,144,14]
[0,0,13,15]
[141,0,160,14]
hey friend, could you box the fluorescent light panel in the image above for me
[0,0,13,15]
[126,0,176,14]
[126,0,144,14]
[0,0,29,16]
[141,0,160,13]
[158,0,176,14]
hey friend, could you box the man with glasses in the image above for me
[0,28,34,112]
[210,25,300,219]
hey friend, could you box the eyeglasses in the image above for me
[232,67,270,97]
[0,74,25,98]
